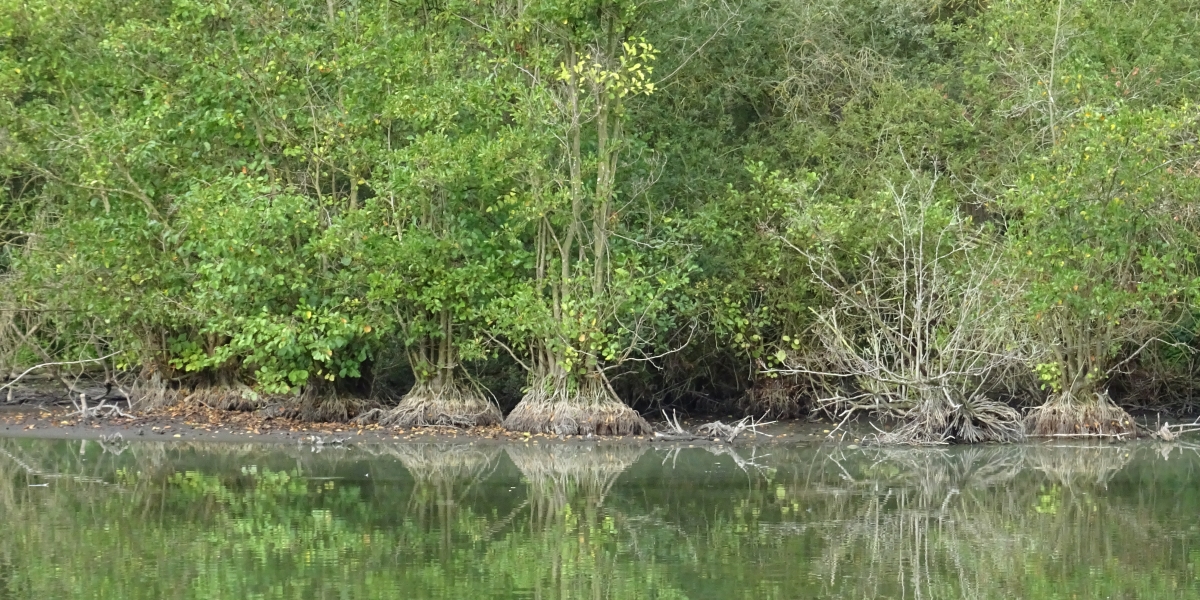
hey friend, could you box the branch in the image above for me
[482,333,533,373]
[0,352,122,393]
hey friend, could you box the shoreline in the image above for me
[1,381,1184,447]
[0,403,849,447]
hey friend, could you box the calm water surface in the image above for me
[1,437,1199,599]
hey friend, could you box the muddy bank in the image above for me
[0,402,862,447]
[3,381,1177,447]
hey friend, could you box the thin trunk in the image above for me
[564,42,583,291]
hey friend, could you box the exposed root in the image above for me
[272,386,375,423]
[503,376,650,436]
[391,444,500,481]
[739,376,805,418]
[1024,391,1136,438]
[391,445,502,516]
[179,384,265,411]
[872,391,1024,445]
[127,372,179,410]
[354,379,500,428]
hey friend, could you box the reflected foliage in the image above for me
[1,438,1200,598]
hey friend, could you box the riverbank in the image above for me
[0,402,861,446]
[3,382,1187,446]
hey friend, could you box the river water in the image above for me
[0,437,1198,599]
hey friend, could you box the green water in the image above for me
[1,438,1199,599]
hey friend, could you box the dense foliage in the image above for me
[3,0,1200,439]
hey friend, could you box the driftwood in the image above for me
[653,410,776,443]
[69,393,137,421]
[1151,417,1200,441]
[299,435,352,453]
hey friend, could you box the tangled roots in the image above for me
[355,380,501,428]
[1025,391,1136,437]
[179,384,265,411]
[1024,445,1133,486]
[128,373,178,410]
[503,378,651,436]
[739,377,805,418]
[272,386,374,423]
[876,392,1024,445]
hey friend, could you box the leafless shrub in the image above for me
[781,177,1030,443]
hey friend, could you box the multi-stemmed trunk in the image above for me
[1025,315,1136,436]
[504,343,649,435]
[501,28,654,436]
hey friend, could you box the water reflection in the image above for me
[502,445,664,598]
[810,445,1144,599]
[1,438,1200,599]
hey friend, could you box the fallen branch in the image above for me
[98,433,130,456]
[68,393,138,421]
[707,445,771,473]
[696,415,777,443]
[301,435,351,452]
[1151,419,1200,442]
[653,410,775,443]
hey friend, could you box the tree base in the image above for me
[506,444,647,513]
[272,386,374,423]
[503,380,651,436]
[876,392,1024,445]
[179,384,264,411]
[128,372,178,410]
[1025,391,1136,437]
[359,380,501,428]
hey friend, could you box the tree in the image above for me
[489,0,686,435]
[1007,105,1200,435]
